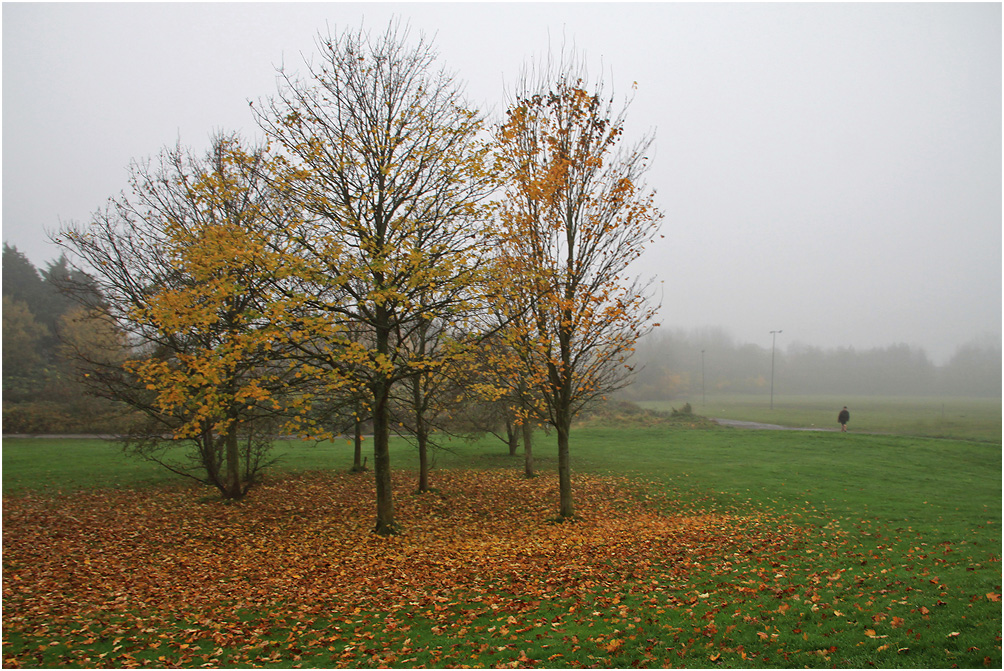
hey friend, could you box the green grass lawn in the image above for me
[640,394,1002,442]
[3,419,1001,668]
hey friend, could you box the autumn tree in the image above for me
[55,134,300,499]
[256,21,492,533]
[490,63,663,519]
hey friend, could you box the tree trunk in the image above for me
[522,421,534,478]
[556,416,573,519]
[225,422,241,499]
[417,430,429,492]
[372,380,395,534]
[552,309,575,519]
[202,426,222,489]
[352,417,364,471]
[371,292,397,534]
[415,376,430,492]
[506,417,518,456]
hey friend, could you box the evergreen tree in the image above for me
[2,243,49,318]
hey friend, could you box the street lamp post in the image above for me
[769,330,782,410]
[701,349,706,407]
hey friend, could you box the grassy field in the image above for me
[2,418,1001,668]
[640,394,1002,442]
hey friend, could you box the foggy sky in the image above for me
[3,2,1000,364]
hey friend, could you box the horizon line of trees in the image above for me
[619,326,1001,401]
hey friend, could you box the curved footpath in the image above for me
[712,418,837,432]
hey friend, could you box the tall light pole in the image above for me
[769,330,782,410]
[701,349,706,407]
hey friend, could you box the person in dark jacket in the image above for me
[838,406,850,432]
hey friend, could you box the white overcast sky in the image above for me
[2,2,1001,363]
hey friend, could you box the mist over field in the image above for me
[620,326,1002,401]
[3,3,1000,369]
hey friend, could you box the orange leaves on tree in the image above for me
[490,70,663,518]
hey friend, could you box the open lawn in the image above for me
[640,395,1002,442]
[2,422,1001,668]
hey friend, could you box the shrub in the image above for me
[671,402,693,416]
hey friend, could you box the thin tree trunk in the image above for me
[202,426,222,489]
[225,422,241,499]
[352,418,364,471]
[372,380,395,534]
[522,421,534,478]
[417,431,429,492]
[415,376,430,492]
[371,294,396,534]
[556,417,573,519]
[556,289,575,518]
[506,417,518,456]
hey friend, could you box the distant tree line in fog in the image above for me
[618,327,1002,401]
[4,240,999,439]
[2,243,119,432]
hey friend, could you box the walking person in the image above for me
[838,406,850,432]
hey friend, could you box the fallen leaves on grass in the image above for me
[2,469,1000,668]
[1,470,794,667]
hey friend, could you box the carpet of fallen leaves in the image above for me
[3,469,1000,668]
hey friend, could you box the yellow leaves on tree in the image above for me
[121,138,294,446]
[55,133,310,499]
[255,22,495,533]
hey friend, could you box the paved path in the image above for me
[712,418,837,432]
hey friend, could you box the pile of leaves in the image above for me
[3,469,1000,668]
